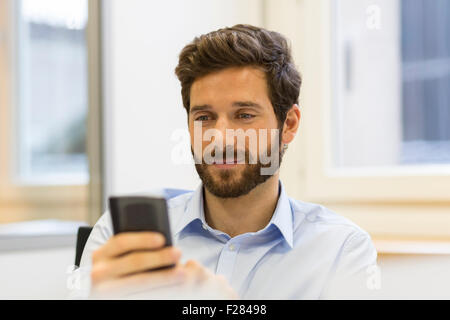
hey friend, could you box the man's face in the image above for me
[188,66,283,198]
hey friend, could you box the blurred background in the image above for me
[0,0,449,299]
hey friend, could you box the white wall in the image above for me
[102,0,263,199]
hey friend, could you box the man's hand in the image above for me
[90,232,184,298]
[175,260,239,300]
[89,232,238,299]
[123,259,239,300]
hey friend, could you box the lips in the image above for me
[212,158,245,165]
[213,160,237,165]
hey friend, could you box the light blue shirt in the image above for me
[79,180,377,299]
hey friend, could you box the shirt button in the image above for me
[229,244,235,251]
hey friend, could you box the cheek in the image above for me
[253,128,280,155]
[189,124,204,148]
[189,128,221,160]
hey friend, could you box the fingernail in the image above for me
[155,234,165,245]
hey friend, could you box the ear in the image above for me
[281,104,301,145]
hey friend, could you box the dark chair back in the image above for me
[74,226,93,267]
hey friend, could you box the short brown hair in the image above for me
[174,24,302,126]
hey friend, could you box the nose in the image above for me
[213,116,232,137]
[210,116,241,157]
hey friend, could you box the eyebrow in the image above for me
[190,101,263,113]
[232,101,263,109]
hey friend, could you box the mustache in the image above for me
[191,145,257,164]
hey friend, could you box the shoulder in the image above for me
[289,198,377,284]
[166,191,196,225]
[167,191,195,210]
[288,197,376,262]
[289,197,370,240]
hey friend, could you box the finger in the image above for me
[93,247,182,282]
[182,260,211,285]
[93,232,166,261]
[91,264,186,299]
[193,273,238,300]
[178,262,237,299]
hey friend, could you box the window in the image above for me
[333,0,450,169]
[16,0,89,184]
[294,0,450,204]
[0,0,102,224]
[401,0,450,164]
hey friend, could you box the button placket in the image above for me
[215,242,240,283]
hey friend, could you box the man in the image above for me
[78,24,377,299]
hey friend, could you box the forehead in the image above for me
[190,66,270,106]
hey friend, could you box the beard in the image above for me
[191,140,285,199]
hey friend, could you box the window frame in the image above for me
[299,0,450,204]
[0,0,103,223]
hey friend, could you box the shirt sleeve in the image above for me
[80,211,114,267]
[320,230,379,299]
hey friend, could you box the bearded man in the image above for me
[79,24,377,300]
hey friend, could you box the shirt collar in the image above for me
[269,180,294,248]
[174,183,204,235]
[174,180,294,248]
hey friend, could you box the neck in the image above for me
[203,174,280,238]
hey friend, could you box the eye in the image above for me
[195,115,211,121]
[238,113,255,120]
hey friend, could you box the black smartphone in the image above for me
[109,196,173,247]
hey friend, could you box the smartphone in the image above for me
[109,196,173,247]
